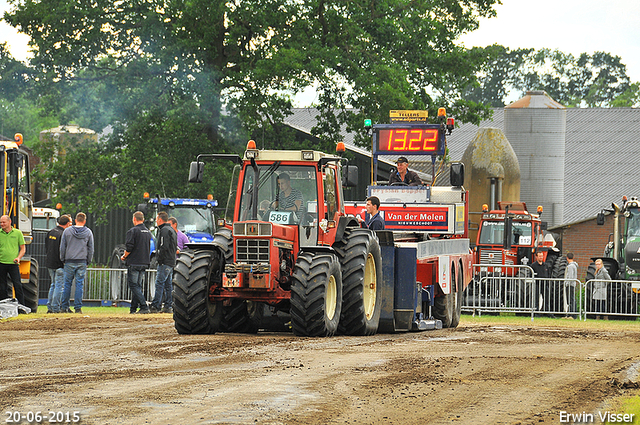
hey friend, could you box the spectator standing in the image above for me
[563,253,578,319]
[150,212,177,313]
[358,196,385,231]
[593,259,611,320]
[121,211,152,314]
[45,215,72,313]
[0,215,26,306]
[389,157,423,186]
[60,212,94,314]
[531,251,552,316]
[168,217,189,254]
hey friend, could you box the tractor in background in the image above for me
[589,196,640,315]
[108,194,218,302]
[1,134,39,312]
[468,201,560,309]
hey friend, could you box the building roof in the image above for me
[446,107,640,225]
[286,107,640,226]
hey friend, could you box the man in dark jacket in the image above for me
[45,215,71,313]
[60,212,94,314]
[121,211,152,314]
[388,157,423,186]
[531,251,553,316]
[358,196,385,231]
[150,211,177,313]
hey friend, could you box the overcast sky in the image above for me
[2,0,639,104]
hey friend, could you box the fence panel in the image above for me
[464,264,535,315]
[582,279,640,320]
[70,268,158,304]
[464,264,583,318]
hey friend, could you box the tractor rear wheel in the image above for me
[109,245,127,301]
[22,258,39,313]
[290,253,342,337]
[334,228,382,336]
[173,249,223,334]
[221,300,263,333]
[552,256,568,278]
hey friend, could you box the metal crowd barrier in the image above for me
[76,267,158,304]
[582,279,640,320]
[464,264,583,319]
[71,267,640,320]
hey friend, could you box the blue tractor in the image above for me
[109,195,218,300]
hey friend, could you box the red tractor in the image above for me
[469,201,560,308]
[174,142,382,336]
[175,109,472,335]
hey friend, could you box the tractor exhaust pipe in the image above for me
[613,202,621,264]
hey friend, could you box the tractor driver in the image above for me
[273,173,303,212]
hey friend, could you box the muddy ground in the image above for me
[1,314,640,425]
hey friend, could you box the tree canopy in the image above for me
[463,45,634,107]
[3,0,501,215]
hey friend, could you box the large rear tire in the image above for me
[211,228,262,333]
[290,253,342,337]
[22,258,39,313]
[109,244,127,301]
[221,300,263,333]
[173,249,223,334]
[334,228,382,336]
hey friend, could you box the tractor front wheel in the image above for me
[221,300,263,334]
[173,249,223,334]
[334,228,382,336]
[290,253,342,337]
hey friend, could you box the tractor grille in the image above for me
[479,249,514,265]
[236,239,270,263]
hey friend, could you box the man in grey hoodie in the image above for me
[59,212,94,313]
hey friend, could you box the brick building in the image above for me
[551,213,616,281]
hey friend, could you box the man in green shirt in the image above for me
[0,215,26,305]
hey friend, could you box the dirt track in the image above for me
[1,314,640,425]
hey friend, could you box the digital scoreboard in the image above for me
[373,124,445,156]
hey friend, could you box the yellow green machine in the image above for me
[2,133,38,312]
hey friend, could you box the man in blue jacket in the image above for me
[150,211,177,313]
[60,212,94,314]
[358,196,385,231]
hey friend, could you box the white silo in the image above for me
[504,90,566,227]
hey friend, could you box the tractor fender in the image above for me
[335,216,359,242]
[299,245,337,256]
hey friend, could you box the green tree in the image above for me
[0,43,58,143]
[5,0,499,216]
[463,46,632,107]
[611,82,640,107]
